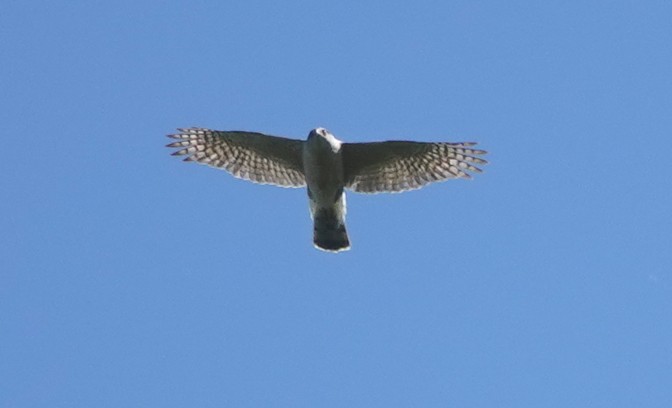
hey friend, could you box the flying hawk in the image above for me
[167,127,487,252]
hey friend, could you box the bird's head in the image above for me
[308,127,330,139]
[308,127,342,151]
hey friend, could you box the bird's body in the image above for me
[303,128,349,251]
[167,127,487,252]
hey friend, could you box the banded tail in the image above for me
[313,208,350,252]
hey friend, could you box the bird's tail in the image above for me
[313,208,350,252]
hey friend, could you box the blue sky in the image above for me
[2,0,671,406]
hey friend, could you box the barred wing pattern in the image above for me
[342,141,487,193]
[167,128,306,187]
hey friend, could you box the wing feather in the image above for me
[342,140,487,193]
[167,128,306,187]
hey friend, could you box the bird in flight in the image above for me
[167,127,487,252]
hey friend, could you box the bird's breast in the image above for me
[303,141,345,206]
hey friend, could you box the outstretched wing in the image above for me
[167,128,306,187]
[342,140,487,193]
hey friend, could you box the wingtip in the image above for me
[171,149,188,156]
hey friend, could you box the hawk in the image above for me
[167,127,487,252]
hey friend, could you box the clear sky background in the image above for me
[2,1,671,407]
